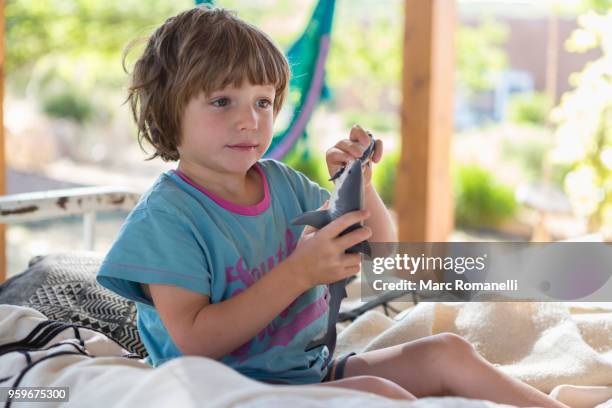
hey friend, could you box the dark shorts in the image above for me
[259,352,357,385]
[322,352,357,382]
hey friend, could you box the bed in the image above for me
[1,252,612,407]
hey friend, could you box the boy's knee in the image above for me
[439,333,474,351]
[427,333,477,361]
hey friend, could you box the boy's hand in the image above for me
[325,125,383,189]
[287,202,372,290]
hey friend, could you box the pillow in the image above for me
[0,252,147,358]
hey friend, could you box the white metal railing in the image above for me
[0,187,140,250]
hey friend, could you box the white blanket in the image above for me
[336,301,612,408]
[2,302,611,407]
[0,305,510,408]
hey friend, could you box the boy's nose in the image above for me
[236,107,258,132]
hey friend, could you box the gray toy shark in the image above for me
[291,133,376,364]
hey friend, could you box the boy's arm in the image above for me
[325,125,396,243]
[150,259,308,360]
[152,209,371,361]
[364,184,397,242]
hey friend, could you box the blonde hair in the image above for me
[124,6,291,161]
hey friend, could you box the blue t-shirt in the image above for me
[96,159,332,384]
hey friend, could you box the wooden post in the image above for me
[0,0,5,282]
[396,0,455,242]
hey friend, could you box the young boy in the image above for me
[97,5,567,406]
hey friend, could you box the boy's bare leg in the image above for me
[340,333,568,408]
[315,375,416,401]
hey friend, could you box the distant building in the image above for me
[457,0,602,128]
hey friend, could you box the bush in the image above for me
[282,147,333,191]
[372,147,400,207]
[507,92,551,126]
[42,88,93,123]
[501,137,550,182]
[454,164,518,227]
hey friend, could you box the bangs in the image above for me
[185,20,290,113]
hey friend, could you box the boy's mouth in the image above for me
[227,143,259,150]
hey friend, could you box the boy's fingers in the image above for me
[341,253,362,268]
[302,225,316,235]
[342,265,361,277]
[327,148,352,167]
[335,139,364,158]
[320,210,370,240]
[335,226,372,251]
[372,139,383,163]
[349,125,371,147]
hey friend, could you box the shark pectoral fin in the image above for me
[291,210,330,230]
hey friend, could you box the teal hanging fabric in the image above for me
[266,0,336,160]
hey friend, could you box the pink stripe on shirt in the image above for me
[173,163,270,216]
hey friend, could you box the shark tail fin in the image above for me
[291,210,331,230]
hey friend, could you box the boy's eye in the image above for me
[257,99,272,109]
[211,97,230,107]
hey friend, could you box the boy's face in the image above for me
[178,81,275,175]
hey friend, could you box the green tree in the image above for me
[6,0,192,91]
[456,19,508,95]
[325,2,508,127]
[550,10,612,231]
